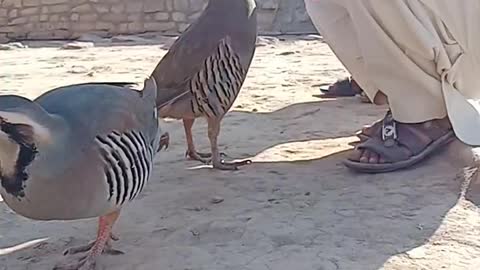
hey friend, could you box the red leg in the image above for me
[58,211,123,270]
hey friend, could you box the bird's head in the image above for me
[0,96,51,198]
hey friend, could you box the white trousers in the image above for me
[304,0,480,145]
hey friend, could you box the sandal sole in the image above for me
[343,131,455,173]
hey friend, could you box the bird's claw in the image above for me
[158,132,169,151]
[63,233,119,256]
[110,233,120,241]
[63,242,94,256]
[103,248,125,256]
[54,256,96,270]
[212,159,252,170]
[197,152,228,158]
[185,150,228,162]
[185,150,211,164]
[58,238,124,270]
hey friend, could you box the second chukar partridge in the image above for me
[151,0,258,170]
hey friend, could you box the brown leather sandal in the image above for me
[319,77,363,97]
[344,112,455,173]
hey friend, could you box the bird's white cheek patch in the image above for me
[0,132,20,178]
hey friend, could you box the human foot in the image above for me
[355,110,391,142]
[345,112,454,173]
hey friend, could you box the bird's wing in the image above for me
[35,78,160,147]
[156,35,247,119]
[151,13,228,108]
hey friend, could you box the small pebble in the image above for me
[77,33,105,42]
[111,35,151,43]
[0,42,27,50]
[68,65,89,74]
[300,34,322,41]
[61,41,94,50]
[279,51,295,56]
[210,196,224,204]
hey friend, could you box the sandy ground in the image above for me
[1,35,480,270]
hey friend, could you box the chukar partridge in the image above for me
[151,0,258,170]
[0,77,168,270]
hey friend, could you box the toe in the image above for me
[197,151,213,158]
[359,150,370,163]
[361,125,372,136]
[104,248,125,256]
[348,148,363,161]
[63,242,95,256]
[110,233,120,241]
[368,151,379,164]
[213,161,238,170]
[185,150,210,164]
[78,259,96,270]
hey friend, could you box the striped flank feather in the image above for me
[95,130,155,206]
[190,37,246,118]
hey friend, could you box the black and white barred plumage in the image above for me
[190,38,246,118]
[95,130,155,206]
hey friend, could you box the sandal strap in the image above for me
[396,124,433,155]
[357,112,451,162]
[357,136,411,162]
[362,110,392,138]
[381,110,397,146]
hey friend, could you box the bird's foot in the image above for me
[53,256,97,270]
[62,241,95,256]
[63,242,124,257]
[185,150,227,164]
[185,150,210,163]
[63,233,121,256]
[57,235,123,270]
[158,132,169,152]
[212,159,252,171]
[109,232,120,241]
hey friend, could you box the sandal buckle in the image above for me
[382,121,397,147]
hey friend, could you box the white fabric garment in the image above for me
[304,0,480,145]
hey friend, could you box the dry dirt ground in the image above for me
[0,35,480,270]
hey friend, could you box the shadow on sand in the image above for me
[0,96,476,270]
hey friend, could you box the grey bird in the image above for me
[0,77,168,270]
[151,0,258,170]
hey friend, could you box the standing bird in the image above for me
[0,77,168,270]
[151,0,258,170]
